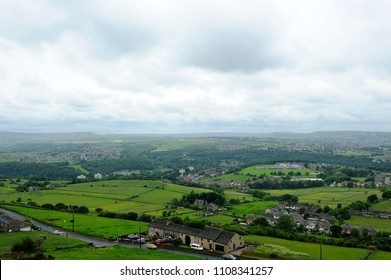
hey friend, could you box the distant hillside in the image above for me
[0,131,99,147]
[1,130,390,147]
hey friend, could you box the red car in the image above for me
[155,239,165,244]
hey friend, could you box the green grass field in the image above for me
[244,235,390,260]
[208,164,317,185]
[265,187,383,208]
[371,199,391,212]
[0,180,211,214]
[348,216,391,233]
[241,165,316,178]
[2,205,148,239]
[0,231,199,260]
[227,201,279,217]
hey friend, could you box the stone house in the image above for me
[148,220,244,253]
[0,215,31,232]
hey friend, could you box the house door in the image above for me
[185,235,191,245]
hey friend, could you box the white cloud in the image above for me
[0,0,390,133]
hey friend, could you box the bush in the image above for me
[77,206,90,214]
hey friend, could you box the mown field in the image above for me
[0,231,199,260]
[208,164,317,184]
[371,199,391,212]
[265,187,383,208]
[241,165,316,178]
[244,235,391,260]
[227,201,279,218]
[0,180,213,215]
[348,216,391,233]
[1,205,148,239]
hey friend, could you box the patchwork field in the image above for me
[348,216,391,233]
[241,165,316,178]
[265,187,383,208]
[244,235,391,260]
[0,180,212,214]
[208,164,317,184]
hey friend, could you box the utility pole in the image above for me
[139,227,142,248]
[72,210,75,233]
[320,243,323,260]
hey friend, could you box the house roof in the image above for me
[149,220,237,245]
[0,215,17,225]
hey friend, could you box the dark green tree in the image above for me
[367,194,379,204]
[276,215,294,232]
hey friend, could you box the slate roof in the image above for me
[0,215,16,225]
[149,220,237,245]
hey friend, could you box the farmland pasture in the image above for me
[244,235,391,260]
[208,164,317,184]
[371,199,391,212]
[265,187,383,208]
[348,216,391,233]
[227,201,279,217]
[241,165,316,178]
[0,180,212,214]
[2,205,148,239]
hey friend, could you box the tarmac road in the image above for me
[0,207,221,260]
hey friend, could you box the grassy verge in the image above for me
[0,231,199,260]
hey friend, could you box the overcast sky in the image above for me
[1,0,391,134]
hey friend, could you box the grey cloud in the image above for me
[182,27,283,73]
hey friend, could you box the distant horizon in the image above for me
[2,129,391,136]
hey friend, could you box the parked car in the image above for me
[155,238,165,244]
[136,238,145,243]
[127,234,139,240]
[222,254,237,260]
[53,230,66,236]
[147,243,157,250]
[190,243,203,250]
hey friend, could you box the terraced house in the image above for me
[148,220,244,253]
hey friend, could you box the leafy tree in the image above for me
[170,216,184,224]
[54,202,68,211]
[126,212,138,221]
[251,217,269,227]
[276,215,294,232]
[367,194,379,204]
[10,236,52,260]
[41,203,54,210]
[330,225,342,237]
[77,206,90,214]
[138,214,152,222]
[382,190,391,200]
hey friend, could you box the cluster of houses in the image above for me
[27,183,63,192]
[340,224,379,237]
[259,202,336,233]
[211,182,249,190]
[349,210,391,219]
[245,202,381,237]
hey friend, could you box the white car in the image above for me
[190,243,203,250]
[53,230,66,236]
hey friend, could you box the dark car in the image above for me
[222,254,237,260]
